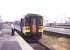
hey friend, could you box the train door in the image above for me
[31,17,37,34]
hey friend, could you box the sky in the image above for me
[0,0,70,23]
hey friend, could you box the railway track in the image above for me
[28,41,51,50]
[15,29,51,50]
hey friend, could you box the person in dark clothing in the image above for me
[11,24,15,36]
[11,28,14,36]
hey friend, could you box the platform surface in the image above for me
[0,32,34,50]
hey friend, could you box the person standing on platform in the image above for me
[11,24,15,36]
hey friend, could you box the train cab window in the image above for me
[37,17,43,26]
[25,17,30,26]
[25,19,29,26]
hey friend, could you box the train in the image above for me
[19,13,43,41]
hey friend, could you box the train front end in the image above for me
[21,14,43,41]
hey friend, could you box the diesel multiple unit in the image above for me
[20,14,43,41]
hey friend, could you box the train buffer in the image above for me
[0,32,34,50]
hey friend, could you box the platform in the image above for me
[44,27,70,35]
[0,32,34,50]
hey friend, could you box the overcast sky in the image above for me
[0,0,70,23]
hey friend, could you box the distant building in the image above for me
[0,16,3,29]
[14,21,20,26]
[0,16,3,23]
[64,18,70,26]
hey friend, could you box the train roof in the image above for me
[25,13,42,18]
[21,13,43,20]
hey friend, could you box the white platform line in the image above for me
[15,33,34,50]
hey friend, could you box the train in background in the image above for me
[16,13,43,41]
